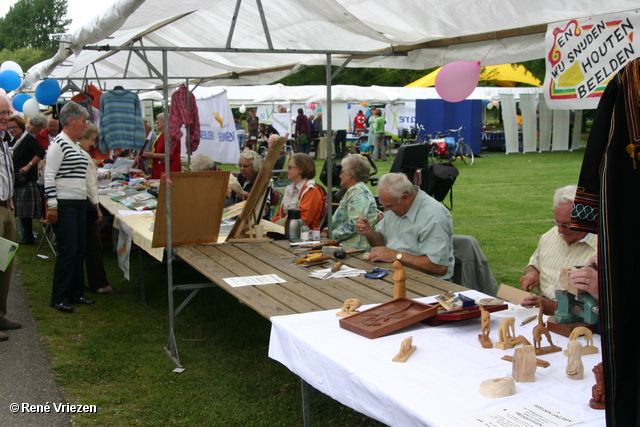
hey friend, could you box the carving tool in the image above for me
[520,315,537,326]
[321,262,343,280]
[332,248,366,259]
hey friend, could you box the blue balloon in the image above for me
[12,93,32,112]
[347,103,351,109]
[0,70,21,92]
[35,79,61,105]
[482,100,490,106]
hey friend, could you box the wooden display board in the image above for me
[152,171,230,248]
[226,134,287,242]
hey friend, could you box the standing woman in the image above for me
[45,102,94,313]
[143,113,181,179]
[272,153,324,230]
[79,123,121,294]
[245,109,259,150]
[7,115,45,245]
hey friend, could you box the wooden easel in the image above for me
[152,171,229,247]
[226,134,287,242]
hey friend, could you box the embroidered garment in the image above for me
[170,84,200,154]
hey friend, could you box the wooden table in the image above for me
[174,241,466,319]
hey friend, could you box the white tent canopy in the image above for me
[23,0,640,91]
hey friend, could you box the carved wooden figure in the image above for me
[392,336,416,362]
[564,326,598,356]
[512,345,537,382]
[478,305,493,348]
[566,340,584,380]
[496,317,531,350]
[336,298,362,317]
[532,305,561,355]
[393,259,407,299]
[590,362,606,410]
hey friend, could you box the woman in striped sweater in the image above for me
[45,102,94,314]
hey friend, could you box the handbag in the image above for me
[299,133,309,145]
[14,172,31,187]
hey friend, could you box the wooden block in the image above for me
[546,316,597,338]
[502,355,550,368]
[497,284,530,305]
[512,345,537,382]
[478,334,493,349]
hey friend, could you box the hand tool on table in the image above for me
[295,255,331,267]
[331,248,366,259]
[520,315,537,326]
[293,240,340,252]
[321,262,343,279]
[364,268,388,279]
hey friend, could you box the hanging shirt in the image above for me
[99,89,146,152]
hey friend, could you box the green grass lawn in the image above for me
[15,148,586,426]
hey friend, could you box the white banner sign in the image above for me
[544,12,640,110]
[185,92,239,165]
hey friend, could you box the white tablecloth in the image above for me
[269,290,605,427]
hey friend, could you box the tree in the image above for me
[0,0,70,56]
[0,47,48,71]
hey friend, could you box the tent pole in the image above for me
[325,54,333,237]
[185,79,192,169]
[161,49,181,369]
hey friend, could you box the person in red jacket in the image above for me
[353,110,367,135]
[35,116,59,151]
[142,113,182,179]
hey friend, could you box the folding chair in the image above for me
[35,219,56,258]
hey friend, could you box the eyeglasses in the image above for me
[287,165,298,170]
[382,200,399,210]
[552,220,571,228]
[0,111,11,117]
[7,126,18,130]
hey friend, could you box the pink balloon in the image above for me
[435,61,481,103]
[491,100,500,107]
[310,103,316,110]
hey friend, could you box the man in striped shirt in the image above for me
[520,185,597,315]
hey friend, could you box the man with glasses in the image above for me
[0,95,21,341]
[520,185,597,315]
[355,172,454,280]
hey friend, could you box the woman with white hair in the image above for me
[227,150,261,205]
[323,154,378,249]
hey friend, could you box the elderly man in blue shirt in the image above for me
[356,172,454,280]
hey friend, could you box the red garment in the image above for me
[36,128,51,150]
[295,113,311,138]
[150,132,182,179]
[169,84,200,154]
[354,112,367,130]
[272,180,324,230]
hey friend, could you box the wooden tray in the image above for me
[339,298,438,339]
[422,303,508,326]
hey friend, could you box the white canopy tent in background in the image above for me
[18,0,640,369]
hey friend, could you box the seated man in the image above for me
[355,173,454,280]
[520,185,597,315]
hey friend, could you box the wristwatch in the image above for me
[396,252,403,261]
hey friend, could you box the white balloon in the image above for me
[239,104,246,113]
[1,61,23,75]
[486,103,493,110]
[23,98,41,118]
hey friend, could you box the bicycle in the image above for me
[446,125,474,165]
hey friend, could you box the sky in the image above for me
[1,0,118,32]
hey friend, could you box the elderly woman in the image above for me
[8,115,46,245]
[325,154,378,250]
[45,102,94,313]
[78,123,122,294]
[142,113,181,179]
[272,153,324,230]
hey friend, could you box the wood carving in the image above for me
[336,298,362,317]
[363,299,412,326]
[590,362,606,410]
[532,305,561,355]
[479,377,516,398]
[512,345,537,382]
[564,326,598,356]
[496,317,531,349]
[393,259,407,299]
[559,267,579,295]
[566,340,584,380]
[392,336,416,362]
[478,305,493,348]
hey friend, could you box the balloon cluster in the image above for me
[0,61,62,116]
